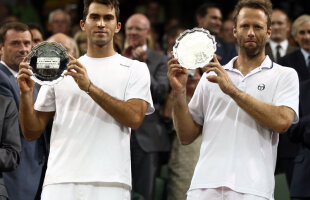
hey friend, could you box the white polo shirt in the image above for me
[34,53,154,189]
[188,56,299,199]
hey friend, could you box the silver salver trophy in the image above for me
[173,27,217,76]
[27,41,69,86]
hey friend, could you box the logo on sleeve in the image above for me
[257,83,265,91]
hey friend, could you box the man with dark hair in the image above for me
[18,0,153,199]
[265,9,297,62]
[27,23,45,46]
[168,0,299,199]
[196,3,237,65]
[0,22,49,200]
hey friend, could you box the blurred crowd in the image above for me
[0,0,310,200]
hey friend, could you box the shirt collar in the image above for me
[0,61,18,77]
[224,55,273,71]
[300,48,310,66]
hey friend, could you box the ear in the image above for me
[80,20,86,31]
[266,26,271,39]
[233,26,237,38]
[115,22,121,34]
[196,15,202,27]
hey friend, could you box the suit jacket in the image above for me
[276,49,309,159]
[215,37,237,65]
[133,50,171,152]
[0,64,49,200]
[0,95,21,198]
[265,42,298,62]
[287,80,310,198]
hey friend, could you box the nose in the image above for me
[248,27,255,37]
[97,18,105,28]
[20,43,29,54]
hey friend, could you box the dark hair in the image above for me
[233,0,272,29]
[0,22,31,44]
[27,23,45,39]
[83,0,120,22]
[196,3,221,17]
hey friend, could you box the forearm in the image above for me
[229,87,294,133]
[19,91,46,140]
[88,83,146,130]
[172,91,201,145]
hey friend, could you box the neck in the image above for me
[86,41,116,58]
[234,50,266,76]
[271,38,285,44]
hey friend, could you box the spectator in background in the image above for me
[196,3,237,65]
[219,19,237,44]
[286,79,310,200]
[124,13,170,200]
[74,31,88,56]
[0,22,49,200]
[28,23,44,47]
[265,9,297,62]
[164,26,185,59]
[0,94,21,200]
[47,9,71,37]
[47,33,79,58]
[277,15,310,187]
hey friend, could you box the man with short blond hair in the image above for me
[168,0,299,199]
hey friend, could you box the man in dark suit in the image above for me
[277,14,310,187]
[286,80,310,200]
[265,9,297,62]
[0,22,49,200]
[123,14,170,200]
[0,94,21,200]
[196,3,237,65]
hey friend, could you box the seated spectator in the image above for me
[47,9,71,37]
[48,33,79,58]
[28,23,45,46]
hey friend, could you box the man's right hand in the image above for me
[167,56,188,95]
[17,57,35,94]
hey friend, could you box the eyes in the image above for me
[239,24,264,30]
[10,41,31,47]
[88,14,115,21]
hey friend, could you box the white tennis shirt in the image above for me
[34,53,154,189]
[188,56,299,199]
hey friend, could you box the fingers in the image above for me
[68,54,76,61]
[213,54,219,64]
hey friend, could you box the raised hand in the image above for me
[65,55,91,93]
[167,55,188,94]
[17,57,35,93]
[204,54,236,96]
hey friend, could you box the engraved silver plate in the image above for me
[173,28,217,69]
[27,41,69,85]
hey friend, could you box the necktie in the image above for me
[276,45,281,61]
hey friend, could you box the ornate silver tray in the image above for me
[173,27,217,69]
[27,41,69,85]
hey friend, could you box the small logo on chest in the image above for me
[257,83,265,91]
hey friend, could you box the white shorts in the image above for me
[187,187,269,200]
[41,182,131,200]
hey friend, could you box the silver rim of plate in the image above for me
[173,27,217,69]
[27,41,69,86]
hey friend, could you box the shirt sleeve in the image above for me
[273,67,299,124]
[34,85,56,112]
[125,61,154,115]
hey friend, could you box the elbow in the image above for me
[21,130,41,141]
[129,116,145,130]
[275,119,293,134]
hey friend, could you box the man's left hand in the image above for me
[204,54,237,96]
[65,55,91,92]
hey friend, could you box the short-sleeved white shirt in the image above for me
[34,53,154,189]
[188,56,299,199]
